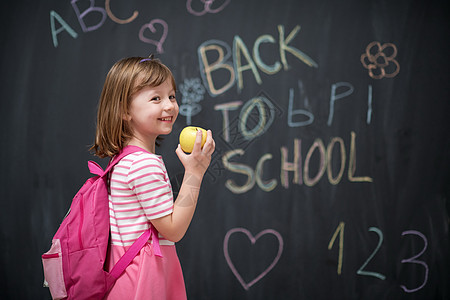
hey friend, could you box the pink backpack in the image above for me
[42,146,160,299]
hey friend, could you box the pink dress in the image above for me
[104,147,187,299]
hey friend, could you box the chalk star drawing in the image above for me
[361,41,400,79]
[223,228,284,290]
[179,77,206,125]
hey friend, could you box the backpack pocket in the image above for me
[42,239,67,299]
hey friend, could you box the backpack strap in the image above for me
[91,145,164,280]
[109,229,151,280]
[103,145,147,176]
[88,146,146,177]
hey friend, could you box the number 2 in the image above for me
[357,227,386,280]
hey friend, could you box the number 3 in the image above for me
[400,230,429,293]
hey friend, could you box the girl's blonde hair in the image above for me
[90,56,176,158]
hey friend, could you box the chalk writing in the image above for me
[179,78,206,125]
[50,2,169,53]
[222,149,255,193]
[287,80,314,127]
[361,41,400,79]
[303,139,327,186]
[198,25,318,96]
[253,35,282,75]
[327,82,374,126]
[223,131,372,193]
[213,91,282,150]
[186,0,231,16]
[105,0,138,24]
[234,35,263,91]
[71,0,107,32]
[138,19,168,53]
[328,223,429,293]
[224,228,283,290]
[328,222,345,275]
[357,227,386,280]
[222,149,277,193]
[214,101,243,142]
[284,81,374,128]
[326,137,346,185]
[348,131,373,182]
[239,96,276,140]
[280,139,302,187]
[327,82,354,126]
[278,25,318,69]
[50,11,78,47]
[367,85,373,124]
[400,230,429,293]
[198,39,235,95]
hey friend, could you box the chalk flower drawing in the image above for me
[361,41,400,79]
[179,78,206,125]
[186,0,231,16]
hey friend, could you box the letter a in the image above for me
[233,35,262,92]
[50,10,78,48]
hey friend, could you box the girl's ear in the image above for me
[122,112,131,121]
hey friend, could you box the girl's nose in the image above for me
[163,98,176,111]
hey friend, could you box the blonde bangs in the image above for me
[130,61,177,97]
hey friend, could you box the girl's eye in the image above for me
[150,96,161,101]
[169,95,176,101]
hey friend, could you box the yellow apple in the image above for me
[179,126,207,153]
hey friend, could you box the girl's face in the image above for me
[126,78,178,145]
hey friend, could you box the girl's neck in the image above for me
[126,137,156,154]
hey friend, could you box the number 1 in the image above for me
[328,222,345,275]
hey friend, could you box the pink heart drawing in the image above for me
[138,19,168,53]
[223,228,284,290]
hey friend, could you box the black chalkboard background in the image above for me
[1,0,449,299]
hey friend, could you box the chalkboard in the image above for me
[1,0,449,299]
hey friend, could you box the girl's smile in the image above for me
[126,78,179,152]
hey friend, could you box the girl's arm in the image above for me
[151,129,215,242]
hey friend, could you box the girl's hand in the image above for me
[153,129,215,242]
[175,129,215,178]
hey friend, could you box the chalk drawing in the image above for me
[224,228,283,290]
[361,41,400,79]
[179,78,206,125]
[186,0,231,16]
[138,19,168,53]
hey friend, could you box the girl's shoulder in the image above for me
[120,151,165,170]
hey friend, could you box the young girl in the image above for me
[90,56,215,299]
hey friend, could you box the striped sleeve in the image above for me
[127,153,174,220]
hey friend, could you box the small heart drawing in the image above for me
[223,228,284,290]
[138,19,168,53]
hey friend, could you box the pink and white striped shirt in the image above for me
[108,151,174,247]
